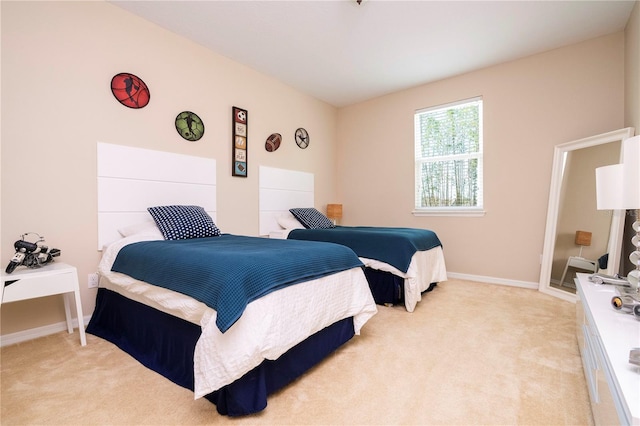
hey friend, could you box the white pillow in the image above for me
[277,212,305,230]
[117,219,164,238]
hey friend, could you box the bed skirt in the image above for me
[86,288,355,416]
[364,267,405,305]
[364,267,437,306]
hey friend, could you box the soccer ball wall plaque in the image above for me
[175,111,205,142]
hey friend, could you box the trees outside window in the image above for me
[414,97,483,214]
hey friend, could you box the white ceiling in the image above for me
[111,0,636,107]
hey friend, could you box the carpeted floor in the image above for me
[0,279,593,425]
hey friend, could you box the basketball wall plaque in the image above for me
[110,73,150,109]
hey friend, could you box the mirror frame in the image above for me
[539,127,635,302]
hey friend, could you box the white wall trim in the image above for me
[0,315,91,347]
[446,272,542,292]
[538,284,578,304]
[0,271,563,347]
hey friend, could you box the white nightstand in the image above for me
[1,262,87,346]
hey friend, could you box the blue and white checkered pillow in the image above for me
[289,208,335,229]
[147,205,221,240]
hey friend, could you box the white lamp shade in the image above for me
[596,164,624,210]
[622,135,640,209]
[595,135,640,210]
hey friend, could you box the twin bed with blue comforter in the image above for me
[91,146,382,417]
[87,228,377,416]
[274,208,448,311]
[288,226,447,311]
[288,226,442,274]
[111,235,365,333]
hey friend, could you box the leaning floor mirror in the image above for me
[539,127,635,302]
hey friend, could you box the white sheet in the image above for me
[98,234,378,398]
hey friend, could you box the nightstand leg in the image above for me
[68,271,87,346]
[74,289,86,346]
[63,293,73,334]
[560,260,570,287]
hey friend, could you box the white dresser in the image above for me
[575,273,639,425]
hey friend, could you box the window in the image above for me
[414,97,484,216]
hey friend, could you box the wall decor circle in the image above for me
[110,73,150,109]
[265,133,282,152]
[295,128,309,149]
[175,111,205,142]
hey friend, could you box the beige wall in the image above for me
[0,2,338,335]
[336,33,625,283]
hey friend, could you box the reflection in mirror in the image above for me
[551,144,619,292]
[539,128,634,303]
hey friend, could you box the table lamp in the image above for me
[595,135,640,290]
[575,230,592,258]
[326,204,343,225]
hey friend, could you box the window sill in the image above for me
[412,209,486,217]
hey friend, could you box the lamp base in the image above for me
[628,213,640,290]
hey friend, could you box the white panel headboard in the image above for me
[97,142,217,249]
[259,166,313,236]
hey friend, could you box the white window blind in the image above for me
[414,97,484,215]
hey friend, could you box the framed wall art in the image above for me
[232,106,248,177]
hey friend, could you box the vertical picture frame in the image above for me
[232,106,248,177]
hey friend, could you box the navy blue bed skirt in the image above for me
[86,288,355,416]
[364,267,405,305]
[364,267,437,306]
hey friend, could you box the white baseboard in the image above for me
[0,315,91,347]
[446,272,539,290]
[0,273,539,347]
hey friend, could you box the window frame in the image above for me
[413,96,485,217]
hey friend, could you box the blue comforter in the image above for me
[111,235,363,333]
[287,226,442,273]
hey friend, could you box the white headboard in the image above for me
[97,142,217,249]
[259,166,313,236]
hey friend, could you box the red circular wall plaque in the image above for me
[110,73,150,109]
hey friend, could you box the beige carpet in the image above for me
[0,279,593,425]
